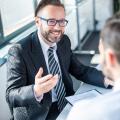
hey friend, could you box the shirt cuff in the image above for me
[104,77,113,89]
[34,90,43,102]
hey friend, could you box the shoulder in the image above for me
[8,32,36,54]
[62,34,71,42]
[58,34,71,46]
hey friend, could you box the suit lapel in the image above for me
[29,32,66,80]
[29,32,48,76]
[57,42,67,84]
[57,44,64,69]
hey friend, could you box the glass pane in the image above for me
[78,0,94,37]
[37,0,41,4]
[1,0,34,37]
[63,0,78,50]
[95,0,113,30]
[63,0,95,50]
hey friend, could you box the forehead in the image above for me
[38,5,65,19]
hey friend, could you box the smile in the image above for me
[52,32,60,35]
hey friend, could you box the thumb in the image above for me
[35,67,43,78]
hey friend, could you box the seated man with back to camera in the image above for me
[67,12,120,120]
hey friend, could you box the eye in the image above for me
[59,19,68,26]
[48,19,56,25]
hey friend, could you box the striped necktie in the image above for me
[48,47,67,111]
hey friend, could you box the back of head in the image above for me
[100,20,120,63]
[35,0,65,17]
[106,11,120,23]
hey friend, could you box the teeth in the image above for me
[52,32,59,35]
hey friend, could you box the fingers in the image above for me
[37,74,53,84]
[35,67,58,84]
[35,67,43,79]
[34,73,59,96]
[38,74,59,93]
[41,74,58,87]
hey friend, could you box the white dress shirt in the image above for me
[113,78,120,91]
[34,31,62,102]
[67,78,120,120]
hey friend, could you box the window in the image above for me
[1,0,35,37]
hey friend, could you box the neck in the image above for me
[112,66,120,82]
[110,68,120,91]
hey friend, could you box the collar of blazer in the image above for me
[29,31,64,77]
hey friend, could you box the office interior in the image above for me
[0,0,120,119]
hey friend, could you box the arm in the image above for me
[69,52,105,88]
[34,92,43,102]
[60,35,105,88]
[6,45,38,107]
[6,45,58,107]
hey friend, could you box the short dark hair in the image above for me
[100,20,120,63]
[106,11,120,23]
[35,0,65,17]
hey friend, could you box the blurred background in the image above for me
[0,0,120,119]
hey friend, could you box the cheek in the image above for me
[99,47,105,65]
[103,67,113,80]
[41,23,50,31]
[101,60,108,77]
[101,58,112,79]
[99,53,104,66]
[62,28,65,33]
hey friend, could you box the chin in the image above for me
[50,37,61,43]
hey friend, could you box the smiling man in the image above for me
[6,0,106,120]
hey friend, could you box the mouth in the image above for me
[51,31,61,36]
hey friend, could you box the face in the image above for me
[35,5,66,45]
[99,39,114,80]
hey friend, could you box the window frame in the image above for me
[0,0,38,48]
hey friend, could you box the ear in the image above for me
[35,17,41,27]
[106,49,116,67]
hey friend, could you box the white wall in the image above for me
[65,5,78,50]
[95,0,113,30]
[1,0,34,36]
[64,0,113,50]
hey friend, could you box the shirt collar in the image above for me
[113,78,120,91]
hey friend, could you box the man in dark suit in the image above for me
[6,0,106,120]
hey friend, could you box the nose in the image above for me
[54,22,61,29]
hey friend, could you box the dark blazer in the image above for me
[6,31,104,120]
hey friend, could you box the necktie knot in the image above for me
[48,47,54,53]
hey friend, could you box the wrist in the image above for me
[34,85,43,97]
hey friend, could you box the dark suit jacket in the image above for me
[6,31,104,120]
